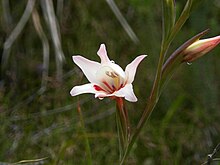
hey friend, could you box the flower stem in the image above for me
[116,97,131,163]
[119,1,196,164]
[119,35,171,165]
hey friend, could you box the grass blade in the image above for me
[77,101,92,165]
[106,0,139,44]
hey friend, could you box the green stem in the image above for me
[116,106,124,160]
[116,98,131,163]
[119,97,157,165]
[119,1,195,164]
[119,40,171,165]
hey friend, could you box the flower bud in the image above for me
[183,35,220,62]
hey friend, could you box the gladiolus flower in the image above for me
[70,44,147,102]
[183,35,220,62]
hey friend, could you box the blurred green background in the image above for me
[0,0,220,164]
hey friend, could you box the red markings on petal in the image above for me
[94,85,104,91]
[103,81,113,92]
[93,82,125,94]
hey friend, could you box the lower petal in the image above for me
[113,84,137,102]
[70,83,96,96]
[95,92,108,98]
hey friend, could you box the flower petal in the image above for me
[97,44,111,64]
[113,84,138,102]
[72,56,101,83]
[70,83,96,96]
[125,55,147,84]
[95,92,108,98]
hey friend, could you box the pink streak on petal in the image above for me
[102,81,113,93]
[184,35,220,62]
[125,55,147,84]
[70,83,96,96]
[93,84,110,94]
[72,56,101,83]
[93,85,105,91]
[113,84,138,102]
[97,44,111,64]
[197,35,220,54]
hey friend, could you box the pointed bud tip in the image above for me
[183,35,220,62]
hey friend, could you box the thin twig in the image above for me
[56,0,64,21]
[202,143,220,165]
[41,0,65,81]
[2,0,13,32]
[1,0,36,71]
[30,107,115,143]
[10,97,90,121]
[7,69,76,113]
[11,157,48,165]
[32,8,50,89]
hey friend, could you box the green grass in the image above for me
[0,0,220,164]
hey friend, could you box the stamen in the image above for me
[113,76,119,89]
[105,71,119,78]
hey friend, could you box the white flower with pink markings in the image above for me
[70,44,147,102]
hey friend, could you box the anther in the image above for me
[105,71,119,78]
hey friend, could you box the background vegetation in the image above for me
[0,0,220,164]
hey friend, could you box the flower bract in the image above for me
[183,35,220,62]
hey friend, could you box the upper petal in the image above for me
[113,84,138,102]
[70,83,96,96]
[72,55,101,83]
[97,44,111,64]
[125,55,147,84]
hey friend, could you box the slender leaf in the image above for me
[168,0,193,43]
[162,0,176,41]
